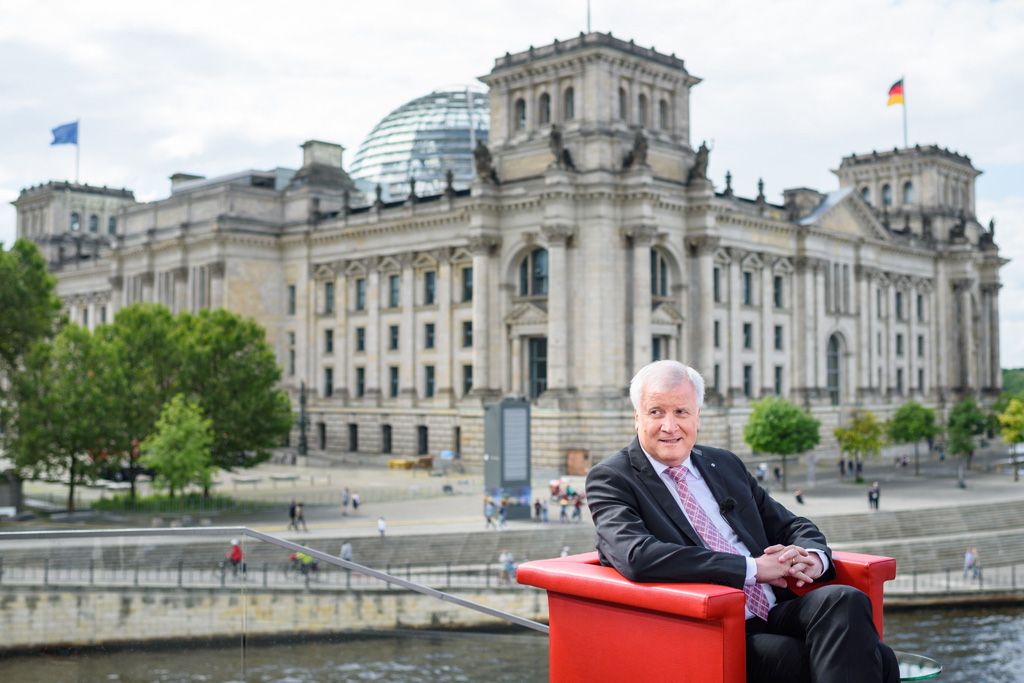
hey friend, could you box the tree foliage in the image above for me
[743,397,821,491]
[1,325,118,510]
[0,239,62,370]
[887,400,940,476]
[946,396,987,461]
[140,394,215,498]
[1002,368,1024,398]
[834,410,885,482]
[998,398,1024,483]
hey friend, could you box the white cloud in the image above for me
[2,0,1023,366]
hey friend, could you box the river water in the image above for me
[1,606,1020,682]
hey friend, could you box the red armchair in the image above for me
[516,550,896,683]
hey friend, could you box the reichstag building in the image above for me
[12,32,1005,470]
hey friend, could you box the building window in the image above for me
[742,271,753,305]
[563,87,575,120]
[917,334,924,357]
[896,368,904,395]
[519,248,549,296]
[882,184,892,207]
[70,212,80,231]
[618,87,627,120]
[462,320,473,347]
[388,274,400,308]
[389,366,399,398]
[895,291,903,319]
[743,365,753,398]
[288,349,295,377]
[917,294,924,322]
[743,323,753,349]
[355,327,366,352]
[877,288,883,317]
[652,336,670,362]
[861,187,871,204]
[713,267,721,302]
[324,329,334,354]
[425,365,436,398]
[287,285,296,315]
[381,425,392,454]
[100,306,107,324]
[896,334,904,356]
[355,368,365,398]
[318,422,327,450]
[425,323,435,349]
[324,368,333,397]
[714,364,720,392]
[515,98,526,130]
[324,282,335,314]
[355,278,366,310]
[108,216,117,235]
[88,214,99,233]
[774,365,783,395]
[903,181,914,204]
[539,93,551,125]
[651,250,668,297]
[714,320,720,348]
[389,325,399,351]
[638,93,648,127]
[462,266,473,302]
[774,325,783,351]
[528,337,547,399]
[773,275,783,308]
[918,369,924,393]
[658,99,669,130]
[348,423,358,452]
[424,271,436,305]
[827,334,841,406]
[417,425,429,456]
[82,308,88,326]
[463,364,473,395]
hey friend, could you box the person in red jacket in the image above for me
[226,539,244,575]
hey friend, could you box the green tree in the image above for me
[2,325,118,511]
[887,400,940,476]
[140,394,215,498]
[0,239,63,371]
[743,396,821,492]
[97,303,180,502]
[1002,368,1024,397]
[997,398,1024,483]
[946,396,987,467]
[174,308,293,474]
[833,410,885,484]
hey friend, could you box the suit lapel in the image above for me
[626,437,703,547]
[691,448,762,555]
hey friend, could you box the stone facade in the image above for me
[12,32,1005,471]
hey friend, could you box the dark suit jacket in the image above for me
[586,436,836,602]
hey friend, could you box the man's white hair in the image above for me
[629,360,706,411]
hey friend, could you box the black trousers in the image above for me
[744,585,899,683]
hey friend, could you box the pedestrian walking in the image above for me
[534,499,542,522]
[498,502,508,529]
[377,516,386,538]
[288,499,297,530]
[559,497,569,523]
[295,501,307,531]
[484,499,497,529]
[963,547,976,578]
[342,488,350,516]
[340,541,353,577]
[498,549,515,584]
[837,458,845,479]
[541,499,549,524]
[794,488,805,505]
[571,497,583,523]
[351,491,360,514]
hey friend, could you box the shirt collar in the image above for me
[640,445,700,480]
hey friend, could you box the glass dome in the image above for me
[348,88,490,200]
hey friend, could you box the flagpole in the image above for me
[74,119,80,183]
[901,76,908,149]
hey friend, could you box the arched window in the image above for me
[882,184,892,207]
[515,98,526,130]
[826,334,841,406]
[108,216,117,235]
[70,212,80,231]
[563,87,575,120]
[658,99,669,130]
[88,214,99,233]
[638,94,648,127]
[860,187,871,204]
[539,93,551,125]
[618,88,627,120]
[650,249,668,297]
[903,181,914,204]
[519,248,548,297]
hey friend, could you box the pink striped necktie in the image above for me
[665,465,771,621]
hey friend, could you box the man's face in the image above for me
[635,380,701,467]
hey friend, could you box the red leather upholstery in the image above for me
[516,550,896,683]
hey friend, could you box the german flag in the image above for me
[887,79,904,106]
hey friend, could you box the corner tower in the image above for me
[479,32,702,182]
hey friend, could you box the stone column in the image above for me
[759,260,772,395]
[436,249,454,400]
[399,254,416,403]
[908,280,919,396]
[856,267,874,398]
[543,223,576,393]
[107,275,124,317]
[334,261,349,402]
[687,237,718,382]
[172,266,188,314]
[365,261,381,403]
[468,235,500,398]
[624,224,656,377]
[208,261,226,310]
[727,252,743,399]
[813,263,827,399]
[985,283,1002,391]
[140,272,154,303]
[954,279,976,391]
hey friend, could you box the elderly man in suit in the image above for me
[585,360,897,683]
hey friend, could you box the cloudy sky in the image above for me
[2,0,1022,364]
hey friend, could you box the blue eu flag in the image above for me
[51,121,78,145]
